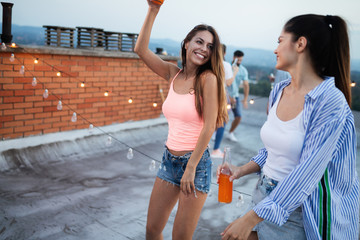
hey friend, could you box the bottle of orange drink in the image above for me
[218,147,233,203]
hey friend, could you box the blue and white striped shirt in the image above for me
[252,77,360,239]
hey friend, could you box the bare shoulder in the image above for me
[200,70,217,87]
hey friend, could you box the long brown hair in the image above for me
[284,14,351,106]
[181,24,228,128]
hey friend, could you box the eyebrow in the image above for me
[196,37,213,45]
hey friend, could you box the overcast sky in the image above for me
[8,0,360,59]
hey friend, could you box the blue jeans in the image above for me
[213,123,226,150]
[156,147,212,193]
[252,173,306,240]
[231,97,242,117]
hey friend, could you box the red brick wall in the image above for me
[0,46,177,140]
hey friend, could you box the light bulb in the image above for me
[11,43,16,48]
[227,104,231,110]
[1,43,6,50]
[128,97,133,104]
[249,99,254,104]
[106,136,112,146]
[236,194,245,208]
[89,124,94,133]
[104,91,109,97]
[19,65,25,75]
[351,81,356,87]
[43,89,49,98]
[9,53,14,62]
[149,160,156,172]
[71,112,77,122]
[153,102,157,107]
[32,77,37,87]
[80,82,85,87]
[57,100,63,110]
[127,148,134,159]
[34,58,39,64]
[56,71,61,77]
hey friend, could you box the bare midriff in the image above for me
[168,148,193,156]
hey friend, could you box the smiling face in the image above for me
[274,30,298,71]
[184,30,214,67]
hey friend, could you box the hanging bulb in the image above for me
[149,160,156,172]
[11,43,16,48]
[43,89,49,98]
[57,100,63,110]
[128,97,133,103]
[71,112,77,122]
[1,43,6,50]
[236,194,245,208]
[34,58,39,64]
[227,104,231,110]
[350,81,356,87]
[249,99,255,105]
[80,82,85,87]
[127,148,134,160]
[106,136,112,146]
[56,71,61,77]
[32,77,37,87]
[19,65,25,75]
[88,124,94,133]
[9,53,15,62]
[104,91,109,97]
[153,102,157,107]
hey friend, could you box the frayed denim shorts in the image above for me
[252,173,306,240]
[156,146,212,194]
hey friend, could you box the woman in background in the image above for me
[135,1,228,239]
[220,14,359,240]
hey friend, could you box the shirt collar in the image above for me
[306,76,335,100]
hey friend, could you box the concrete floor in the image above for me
[0,95,359,240]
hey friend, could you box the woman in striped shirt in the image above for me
[220,14,360,240]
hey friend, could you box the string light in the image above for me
[249,99,255,104]
[106,136,112,146]
[236,194,245,208]
[34,58,39,64]
[57,100,63,110]
[149,160,156,172]
[104,91,109,97]
[153,102,157,107]
[127,148,134,159]
[56,71,61,77]
[1,43,6,50]
[80,82,85,87]
[351,81,356,87]
[19,65,25,75]
[71,112,77,122]
[32,77,37,87]
[9,53,14,62]
[227,104,231,110]
[128,97,133,103]
[43,89,49,98]
[11,43,16,48]
[88,124,94,132]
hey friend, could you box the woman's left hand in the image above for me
[180,167,196,196]
[221,210,263,240]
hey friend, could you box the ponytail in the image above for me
[284,14,351,106]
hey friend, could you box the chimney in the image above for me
[1,2,14,44]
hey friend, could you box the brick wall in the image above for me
[0,46,178,140]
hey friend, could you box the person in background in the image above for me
[227,50,249,142]
[219,14,359,240]
[135,1,228,239]
[211,44,238,158]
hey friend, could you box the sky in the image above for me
[7,0,360,59]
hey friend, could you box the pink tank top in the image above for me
[162,70,204,151]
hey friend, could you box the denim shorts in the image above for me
[231,97,242,117]
[156,147,212,194]
[252,173,306,240]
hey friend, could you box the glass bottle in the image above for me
[218,147,233,203]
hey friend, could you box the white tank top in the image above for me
[260,90,306,181]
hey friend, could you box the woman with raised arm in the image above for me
[135,1,227,239]
[219,14,359,240]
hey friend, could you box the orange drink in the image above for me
[218,172,233,203]
[151,0,164,5]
